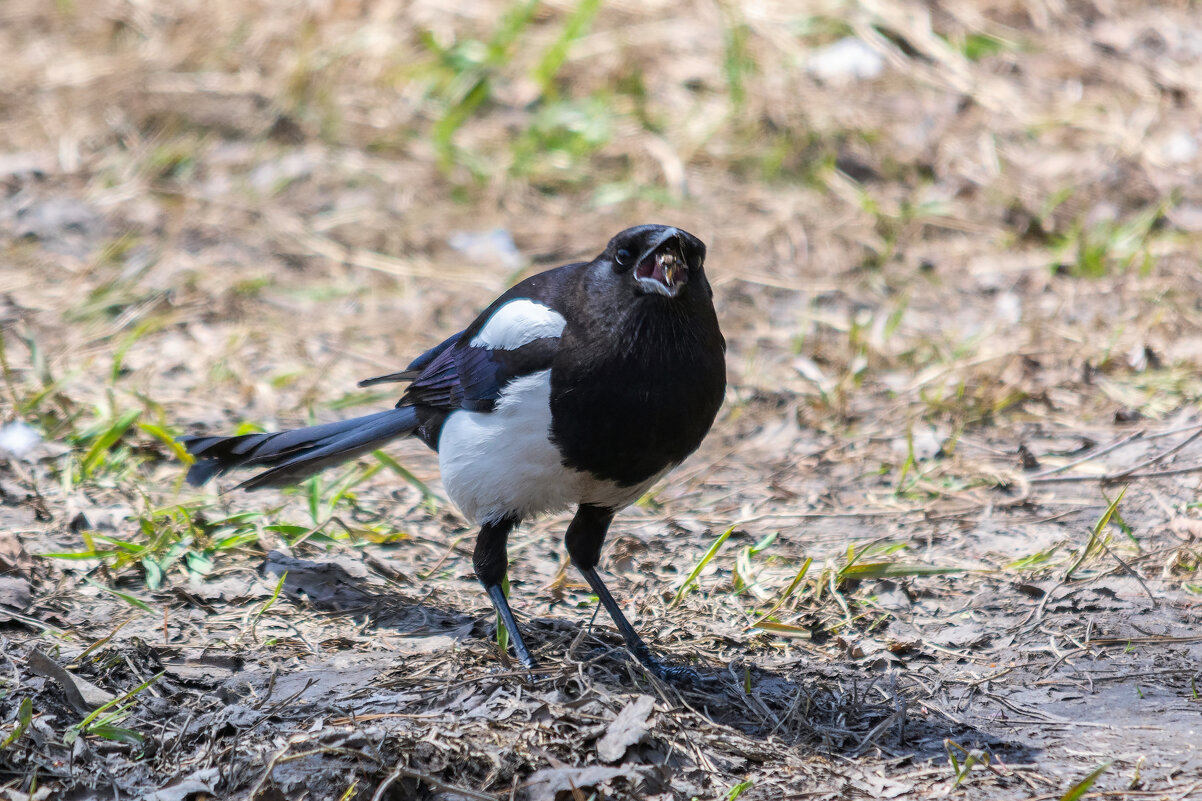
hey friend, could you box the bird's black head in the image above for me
[603,225,707,300]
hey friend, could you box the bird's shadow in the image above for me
[261,548,481,634]
[260,552,1034,766]
[541,623,1037,766]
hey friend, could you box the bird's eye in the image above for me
[615,248,631,266]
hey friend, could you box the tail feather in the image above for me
[180,407,420,490]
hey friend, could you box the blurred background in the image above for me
[5,0,1202,429]
[4,2,1202,797]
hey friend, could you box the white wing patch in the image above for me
[471,299,566,351]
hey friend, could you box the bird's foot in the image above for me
[636,652,699,685]
[516,654,540,678]
[519,659,542,684]
[492,643,540,681]
[511,652,539,672]
[501,636,540,679]
[489,660,541,684]
[654,663,700,684]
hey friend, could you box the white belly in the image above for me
[437,370,664,524]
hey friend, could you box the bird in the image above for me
[180,224,726,681]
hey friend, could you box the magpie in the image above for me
[181,225,726,680]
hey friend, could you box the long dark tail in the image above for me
[180,407,420,490]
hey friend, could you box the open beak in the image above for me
[634,229,688,297]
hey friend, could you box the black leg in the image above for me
[565,505,696,682]
[474,516,537,669]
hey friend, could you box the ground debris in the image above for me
[262,550,383,608]
[524,765,647,801]
[141,768,221,801]
[26,648,115,711]
[596,695,656,763]
[4,0,1202,798]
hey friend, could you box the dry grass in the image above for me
[3,1,1202,799]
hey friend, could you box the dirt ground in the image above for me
[3,1,1202,799]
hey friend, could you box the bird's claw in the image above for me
[519,656,541,683]
[649,661,700,685]
[491,653,540,683]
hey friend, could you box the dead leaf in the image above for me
[0,575,31,610]
[0,529,33,573]
[925,621,992,648]
[141,768,220,801]
[162,660,239,684]
[185,574,269,603]
[849,771,914,799]
[261,550,379,608]
[0,786,54,801]
[26,648,115,712]
[1170,516,1202,540]
[524,766,642,801]
[392,624,474,656]
[596,695,655,763]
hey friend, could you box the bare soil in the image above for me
[2,1,1202,799]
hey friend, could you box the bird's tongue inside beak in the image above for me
[636,245,686,296]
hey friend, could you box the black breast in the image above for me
[549,296,726,487]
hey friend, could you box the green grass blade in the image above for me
[496,574,510,654]
[142,556,164,591]
[73,670,164,734]
[839,562,964,580]
[432,0,538,162]
[1006,544,1061,571]
[84,577,154,613]
[721,11,753,108]
[41,548,123,560]
[109,320,158,385]
[18,374,72,415]
[81,408,141,477]
[373,450,443,506]
[260,571,286,618]
[748,532,778,555]
[483,0,539,67]
[749,556,812,629]
[326,462,380,508]
[138,421,191,463]
[726,780,754,801]
[306,476,323,525]
[87,724,144,746]
[750,620,812,638]
[89,534,144,554]
[249,571,288,643]
[1059,761,1112,801]
[1,697,32,749]
[532,0,602,94]
[894,426,917,495]
[1065,486,1128,580]
[672,525,735,607]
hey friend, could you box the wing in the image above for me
[400,337,559,412]
[358,331,463,388]
[398,296,568,413]
[356,271,574,414]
